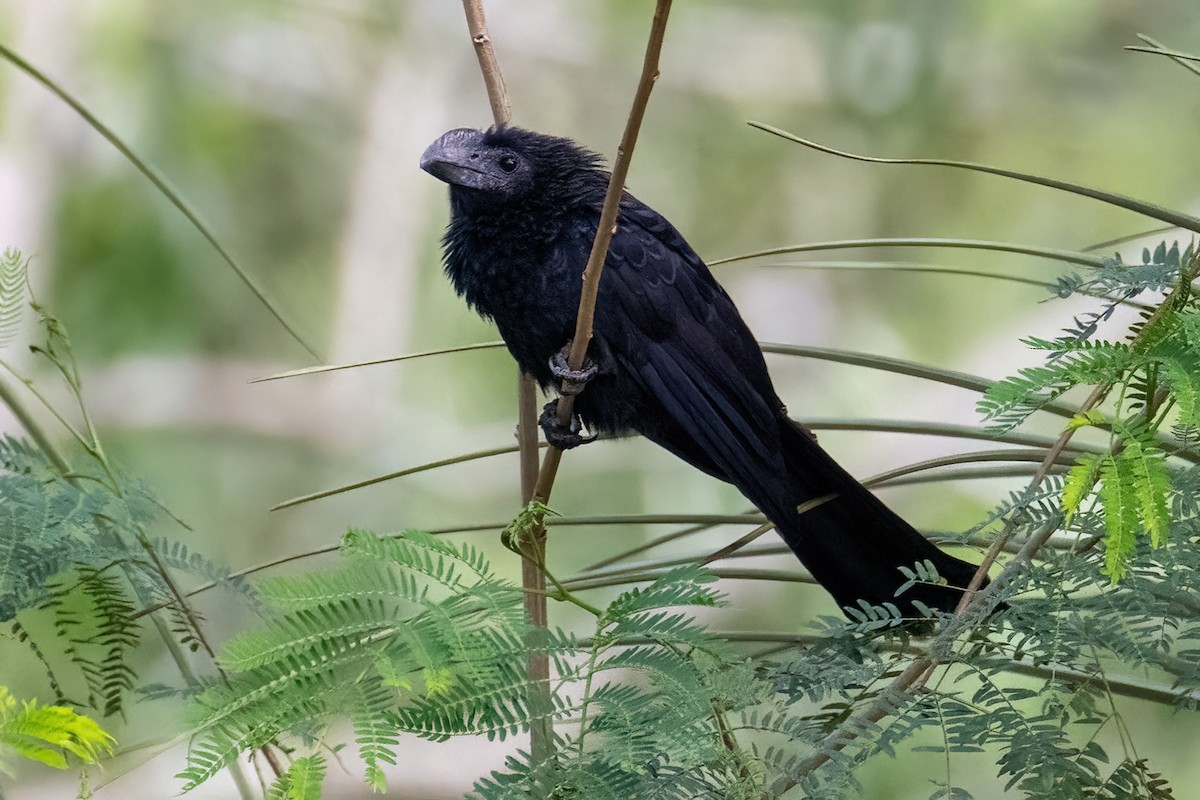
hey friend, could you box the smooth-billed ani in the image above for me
[421,125,985,616]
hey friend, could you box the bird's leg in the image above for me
[539,400,597,449]
[548,341,598,396]
[540,341,600,448]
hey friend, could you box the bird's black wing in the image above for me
[589,197,791,506]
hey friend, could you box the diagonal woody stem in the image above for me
[531,0,674,506]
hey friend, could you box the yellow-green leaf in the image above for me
[1067,409,1108,429]
[1099,455,1139,582]
[1062,453,1103,525]
[1120,440,1172,548]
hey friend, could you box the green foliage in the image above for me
[0,685,113,775]
[5,23,1200,799]
[981,240,1200,579]
[46,566,141,718]
[0,286,243,733]
[977,338,1136,433]
[0,444,108,621]
[183,534,795,798]
[0,248,27,350]
[267,755,327,800]
[185,512,1200,800]
[178,529,535,792]
[742,508,1200,800]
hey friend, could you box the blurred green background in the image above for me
[2,0,1199,797]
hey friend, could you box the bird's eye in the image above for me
[498,155,518,173]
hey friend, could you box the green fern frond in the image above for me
[1160,352,1200,429]
[601,564,723,623]
[1119,437,1172,548]
[183,530,537,791]
[0,471,112,622]
[1093,758,1176,800]
[147,537,257,603]
[1098,455,1139,581]
[267,754,326,800]
[218,596,401,671]
[180,666,339,789]
[1062,453,1103,524]
[1180,308,1200,350]
[0,248,26,350]
[0,686,114,771]
[342,528,495,585]
[0,435,54,477]
[350,677,399,792]
[42,566,140,718]
[978,339,1136,433]
[607,610,719,649]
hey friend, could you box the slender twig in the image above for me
[0,373,72,474]
[461,2,511,124]
[249,341,504,383]
[460,1,677,780]
[530,0,674,508]
[458,0,558,773]
[749,122,1200,235]
[709,237,1106,269]
[270,443,531,510]
[1126,34,1200,77]
[598,632,1196,708]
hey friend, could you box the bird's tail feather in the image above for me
[769,420,985,615]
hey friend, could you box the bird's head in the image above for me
[420,126,605,209]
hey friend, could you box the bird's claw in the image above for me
[539,400,597,450]
[548,342,598,396]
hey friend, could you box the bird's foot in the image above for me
[540,400,597,450]
[548,342,598,396]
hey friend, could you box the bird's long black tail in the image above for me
[766,419,984,615]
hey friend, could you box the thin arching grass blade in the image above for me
[749,121,1200,234]
[272,415,1096,514]
[747,260,1057,290]
[582,462,1068,573]
[572,523,1081,589]
[1082,225,1179,253]
[710,238,1106,269]
[250,341,506,383]
[801,418,1095,450]
[762,350,1198,463]
[178,454,1063,612]
[270,444,531,510]
[581,435,1084,574]
[570,567,819,593]
[1124,46,1200,64]
[758,341,1049,408]
[755,261,1154,312]
[862,448,1081,487]
[0,43,319,358]
[1126,34,1200,76]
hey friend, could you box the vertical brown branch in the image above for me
[461,0,511,125]
[459,0,555,771]
[459,0,674,781]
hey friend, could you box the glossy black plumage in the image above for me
[422,125,985,615]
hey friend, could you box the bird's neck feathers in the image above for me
[440,155,609,316]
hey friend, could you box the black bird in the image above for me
[421,125,985,616]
